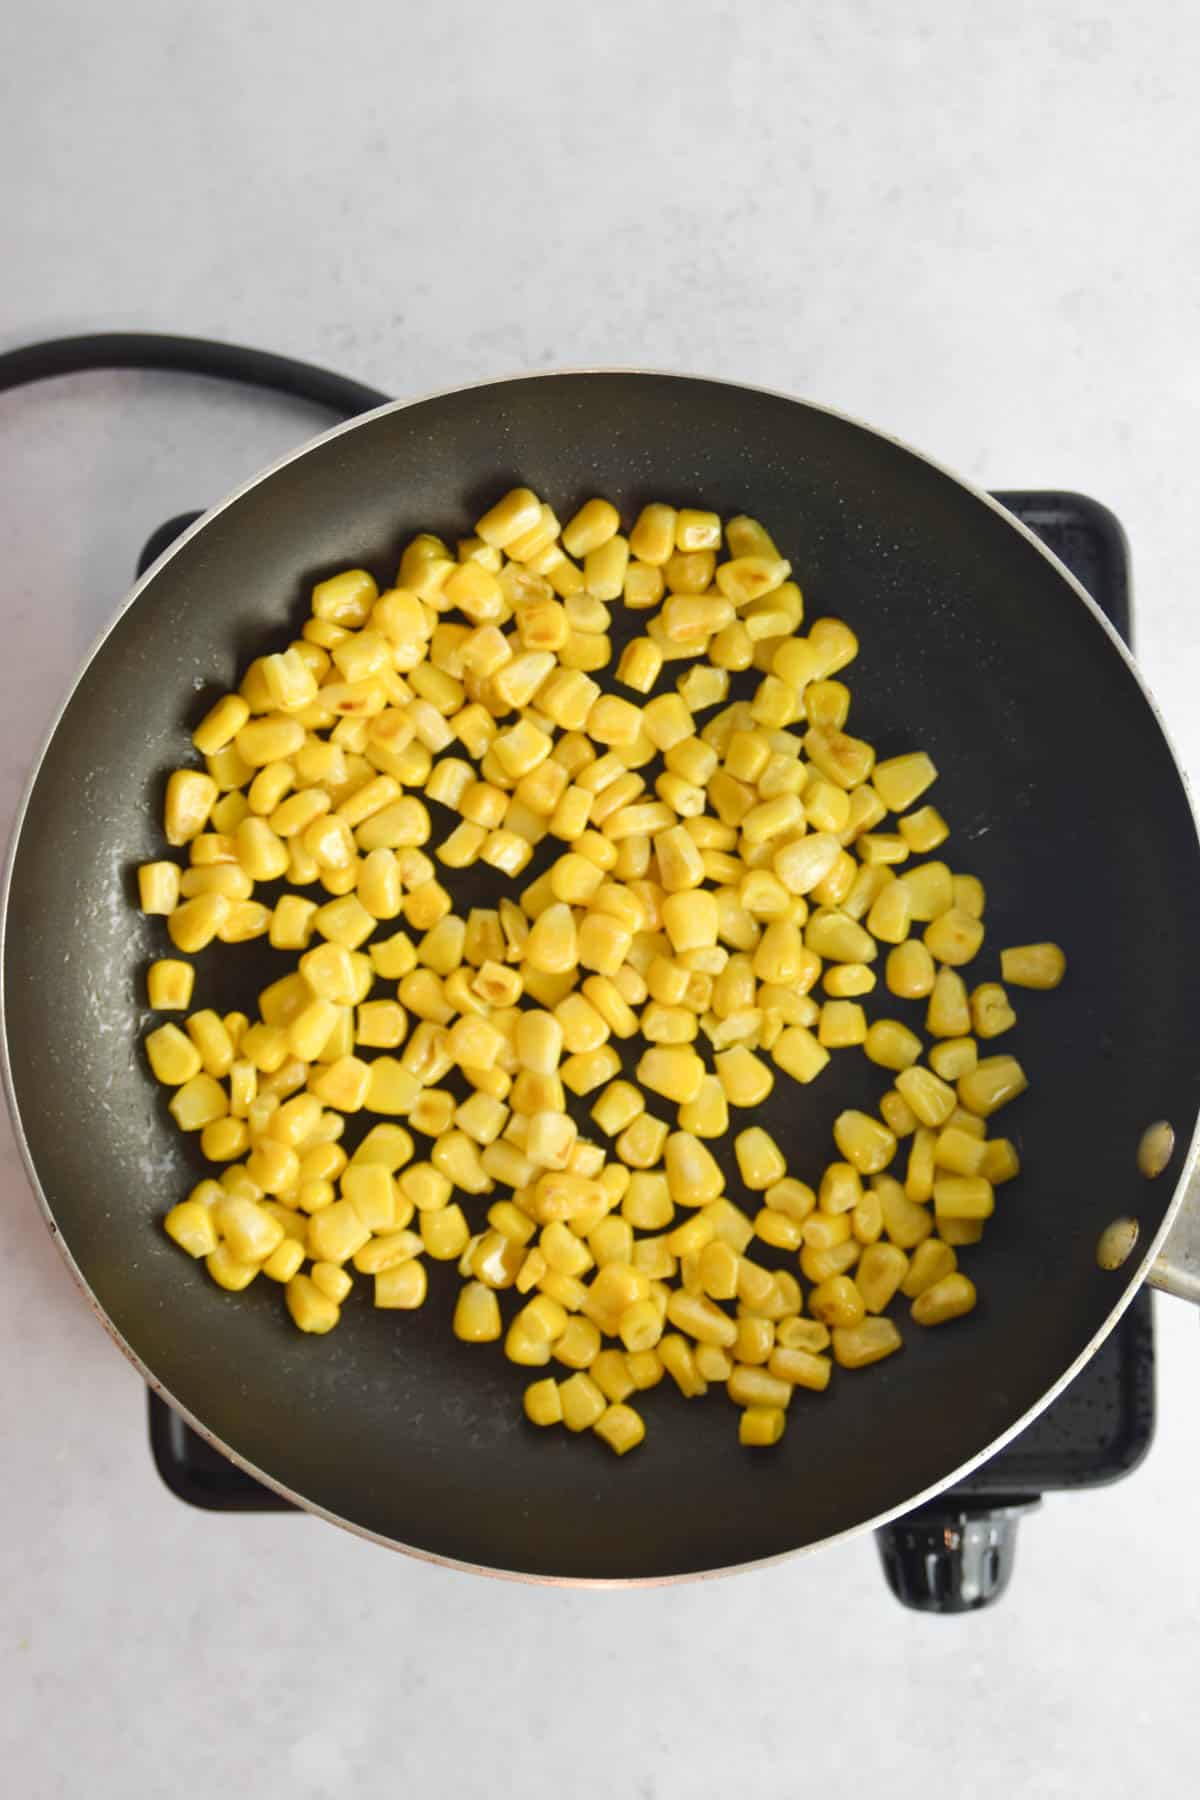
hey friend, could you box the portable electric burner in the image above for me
[139,490,1155,1613]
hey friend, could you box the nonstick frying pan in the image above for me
[5,368,1200,1583]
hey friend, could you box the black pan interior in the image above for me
[6,373,1199,1579]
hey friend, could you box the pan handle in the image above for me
[1147,1168,1200,1306]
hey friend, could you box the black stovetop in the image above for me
[141,491,1154,1612]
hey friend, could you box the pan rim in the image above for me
[3,365,1197,1585]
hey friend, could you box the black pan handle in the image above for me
[875,1497,1040,1613]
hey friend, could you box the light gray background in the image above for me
[2,3,1198,1795]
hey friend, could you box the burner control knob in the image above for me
[875,1499,1040,1613]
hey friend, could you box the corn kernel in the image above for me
[1000,942,1066,990]
[957,1055,1028,1117]
[912,1271,977,1326]
[146,960,194,1011]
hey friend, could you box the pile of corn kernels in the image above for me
[139,489,1065,1455]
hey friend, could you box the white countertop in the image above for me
[3,4,1198,1794]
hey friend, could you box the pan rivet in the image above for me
[1136,1120,1175,1180]
[1096,1217,1139,1271]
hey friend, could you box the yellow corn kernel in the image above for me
[900,1238,958,1299]
[164,769,219,847]
[674,667,727,718]
[924,907,985,967]
[899,860,954,921]
[903,1127,937,1205]
[878,1178,933,1251]
[657,891,716,958]
[216,899,271,944]
[848,1175,884,1244]
[550,499,616,562]
[374,1259,428,1309]
[624,503,675,566]
[282,1272,338,1332]
[704,618,751,670]
[852,831,910,867]
[806,1274,865,1330]
[852,1241,908,1315]
[522,1377,563,1426]
[419,1203,469,1261]
[948,873,983,918]
[574,532,626,602]
[806,909,876,965]
[550,1371,603,1432]
[307,1054,370,1112]
[803,1205,853,1250]
[257,1232,304,1284]
[933,1175,994,1223]
[609,634,662,696]
[522,902,576,975]
[713,1046,773,1107]
[146,960,193,1011]
[764,1344,832,1398]
[191,693,251,758]
[243,1136,299,1195]
[1000,942,1066,989]
[209,1193,284,1269]
[649,1334,701,1399]
[689,1238,736,1302]
[587,1402,644,1455]
[928,1036,978,1081]
[968,982,1015,1040]
[180,1011,232,1081]
[611,1296,658,1354]
[731,1127,785,1192]
[773,843,843,920]
[162,1193,220,1258]
[898,806,949,853]
[828,1110,895,1177]
[145,1023,203,1089]
[668,1071,722,1139]
[864,873,912,944]
[815,1001,865,1049]
[557,1046,617,1098]
[246,755,295,817]
[981,1138,1021,1184]
[926,966,971,1037]
[937,1216,984,1247]
[768,1025,828,1086]
[733,1314,775,1366]
[310,568,377,629]
[717,516,776,563]
[297,1179,335,1216]
[828,1317,901,1369]
[612,1111,666,1170]
[737,1405,785,1446]
[138,861,182,915]
[179,855,250,896]
[934,1125,988,1178]
[632,1044,703,1107]
[472,487,540,550]
[657,1131,719,1207]
[240,1023,289,1073]
[749,918,804,984]
[235,716,307,769]
[957,1054,1028,1117]
[166,892,231,953]
[872,752,937,813]
[883,941,933,1003]
[892,1066,957,1133]
[912,1271,977,1326]
[726,1363,791,1412]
